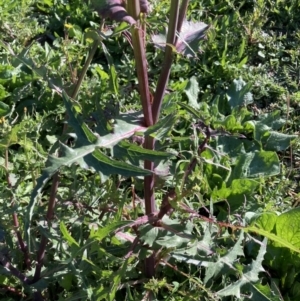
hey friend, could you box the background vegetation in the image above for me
[0,0,300,300]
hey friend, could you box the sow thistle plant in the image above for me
[0,0,300,300]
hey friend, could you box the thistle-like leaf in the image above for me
[203,231,245,284]
[217,238,267,298]
[25,91,172,246]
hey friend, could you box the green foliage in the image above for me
[0,0,299,300]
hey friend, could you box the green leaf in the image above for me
[139,225,160,247]
[244,226,300,254]
[112,22,131,36]
[90,148,152,177]
[0,101,10,117]
[264,131,297,151]
[177,101,201,119]
[231,151,280,179]
[217,238,267,298]
[212,179,259,200]
[203,231,245,284]
[89,221,131,242]
[275,208,300,248]
[60,221,79,248]
[250,282,283,301]
[184,76,199,109]
[0,124,19,150]
[145,113,177,140]
[226,77,253,109]
[114,140,172,163]
[251,212,278,232]
[101,42,119,95]
[246,111,297,150]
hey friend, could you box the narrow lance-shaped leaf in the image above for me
[101,42,119,96]
[114,140,172,163]
[144,113,177,140]
[60,221,80,248]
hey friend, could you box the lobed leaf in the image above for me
[217,238,267,298]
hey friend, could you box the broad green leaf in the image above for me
[246,112,296,150]
[226,77,253,109]
[275,208,300,248]
[231,151,280,179]
[264,131,297,151]
[60,273,74,291]
[89,148,152,176]
[139,217,194,249]
[244,226,300,254]
[215,115,244,132]
[0,124,19,150]
[60,221,79,248]
[212,179,259,199]
[251,212,278,232]
[139,225,159,247]
[112,21,131,36]
[216,136,245,162]
[250,281,283,301]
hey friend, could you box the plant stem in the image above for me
[0,252,29,284]
[5,148,31,269]
[175,0,189,45]
[126,0,157,283]
[32,172,59,283]
[144,137,155,215]
[151,0,180,123]
[127,0,153,127]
